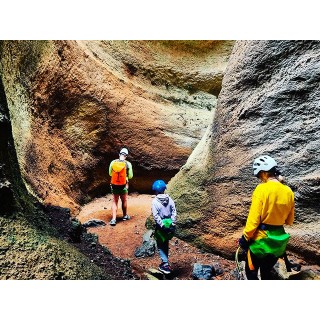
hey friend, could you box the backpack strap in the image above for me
[259,223,283,231]
[114,159,129,178]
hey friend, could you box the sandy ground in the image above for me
[77,193,238,280]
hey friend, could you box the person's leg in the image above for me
[163,239,169,263]
[259,255,278,280]
[120,192,127,217]
[112,194,120,221]
[157,240,169,265]
[245,250,259,280]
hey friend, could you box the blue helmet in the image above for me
[152,180,167,193]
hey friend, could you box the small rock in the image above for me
[291,269,320,280]
[212,263,224,276]
[142,230,154,242]
[192,263,214,280]
[148,268,163,275]
[134,239,156,258]
[69,218,83,243]
[272,259,301,280]
[82,219,106,228]
[146,268,165,280]
[144,273,160,280]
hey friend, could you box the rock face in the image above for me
[0,77,25,215]
[3,39,318,267]
[168,40,320,264]
[0,40,234,213]
[0,76,114,279]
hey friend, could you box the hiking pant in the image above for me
[157,239,169,264]
[245,250,278,280]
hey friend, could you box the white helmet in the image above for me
[253,155,277,176]
[119,147,128,156]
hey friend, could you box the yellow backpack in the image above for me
[111,160,127,186]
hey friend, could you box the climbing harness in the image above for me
[235,246,246,280]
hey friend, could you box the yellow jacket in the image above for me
[243,180,294,241]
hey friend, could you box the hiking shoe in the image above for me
[122,214,131,221]
[109,219,116,226]
[158,263,171,275]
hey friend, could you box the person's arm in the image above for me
[109,160,114,176]
[285,191,295,225]
[169,198,177,225]
[127,161,133,180]
[243,187,263,240]
[152,201,163,227]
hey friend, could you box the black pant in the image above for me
[245,250,278,280]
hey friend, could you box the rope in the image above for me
[235,246,246,280]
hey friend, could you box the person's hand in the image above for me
[168,224,176,233]
[161,225,174,234]
[238,235,250,251]
[161,225,169,233]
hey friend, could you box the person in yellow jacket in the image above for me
[239,155,295,280]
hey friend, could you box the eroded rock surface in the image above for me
[0,76,126,280]
[168,40,320,264]
[0,40,234,212]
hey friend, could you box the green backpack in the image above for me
[249,227,290,258]
[154,218,174,243]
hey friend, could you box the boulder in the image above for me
[134,230,157,258]
[82,219,106,228]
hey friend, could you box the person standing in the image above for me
[151,179,177,274]
[238,155,295,280]
[109,147,133,226]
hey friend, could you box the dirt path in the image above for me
[77,193,238,280]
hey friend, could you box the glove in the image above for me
[161,224,175,234]
[168,224,176,233]
[238,235,250,251]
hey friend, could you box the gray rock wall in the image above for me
[169,40,320,263]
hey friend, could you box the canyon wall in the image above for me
[0,40,234,212]
[168,40,320,263]
[0,75,113,279]
[2,40,318,265]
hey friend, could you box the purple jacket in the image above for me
[152,194,177,228]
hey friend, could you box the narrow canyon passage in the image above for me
[1,40,319,281]
[77,193,238,279]
[77,193,320,280]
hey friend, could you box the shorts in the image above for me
[110,184,128,195]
